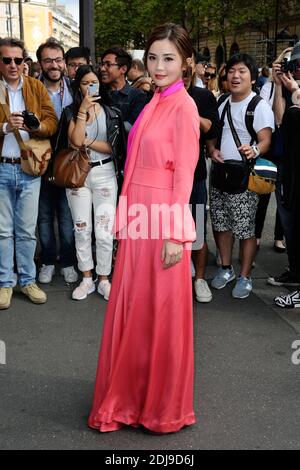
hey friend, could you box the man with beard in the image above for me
[36,39,78,285]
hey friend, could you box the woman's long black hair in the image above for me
[71,65,110,118]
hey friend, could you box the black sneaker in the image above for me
[274,290,300,308]
[267,270,300,287]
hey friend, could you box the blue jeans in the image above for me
[38,179,76,267]
[0,163,41,288]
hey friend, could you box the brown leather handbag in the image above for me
[50,146,91,188]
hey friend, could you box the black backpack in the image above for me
[217,93,263,147]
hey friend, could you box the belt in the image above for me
[131,167,174,189]
[0,157,21,164]
[91,157,113,168]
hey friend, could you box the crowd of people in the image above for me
[0,34,300,306]
[0,24,300,434]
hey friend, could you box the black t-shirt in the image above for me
[188,86,219,181]
[282,84,293,110]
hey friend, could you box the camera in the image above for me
[280,58,296,74]
[22,110,40,130]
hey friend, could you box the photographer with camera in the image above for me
[0,37,57,310]
[272,42,300,308]
[267,41,300,290]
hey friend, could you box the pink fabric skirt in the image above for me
[88,176,196,433]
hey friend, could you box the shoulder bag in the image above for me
[226,101,277,195]
[211,97,276,194]
[50,146,92,189]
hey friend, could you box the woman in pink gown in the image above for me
[88,23,200,434]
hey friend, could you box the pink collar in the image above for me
[159,80,184,97]
[124,80,184,173]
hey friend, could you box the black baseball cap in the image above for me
[291,41,300,61]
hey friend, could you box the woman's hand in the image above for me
[210,148,224,163]
[272,61,283,85]
[79,93,99,114]
[161,240,183,269]
[280,71,299,94]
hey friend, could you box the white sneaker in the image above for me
[60,266,78,283]
[98,280,111,301]
[194,279,212,303]
[72,278,95,301]
[38,264,55,284]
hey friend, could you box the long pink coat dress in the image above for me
[88,82,200,434]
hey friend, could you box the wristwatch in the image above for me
[251,145,261,158]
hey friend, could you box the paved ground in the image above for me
[0,193,300,450]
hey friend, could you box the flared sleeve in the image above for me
[163,98,200,244]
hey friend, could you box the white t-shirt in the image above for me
[260,80,274,107]
[195,76,205,88]
[218,91,275,161]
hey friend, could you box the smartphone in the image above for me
[88,83,100,96]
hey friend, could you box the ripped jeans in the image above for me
[66,162,117,276]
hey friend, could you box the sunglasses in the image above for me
[204,72,216,79]
[1,57,24,65]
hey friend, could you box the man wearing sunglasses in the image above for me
[99,47,148,133]
[35,38,78,286]
[0,37,57,310]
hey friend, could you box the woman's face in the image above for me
[294,58,300,81]
[79,72,99,97]
[219,68,229,92]
[147,38,186,91]
[204,65,216,85]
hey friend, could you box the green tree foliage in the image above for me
[95,0,294,55]
[94,0,192,53]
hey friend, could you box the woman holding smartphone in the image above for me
[89,24,200,434]
[66,65,126,301]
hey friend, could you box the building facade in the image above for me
[196,4,300,69]
[0,0,79,58]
